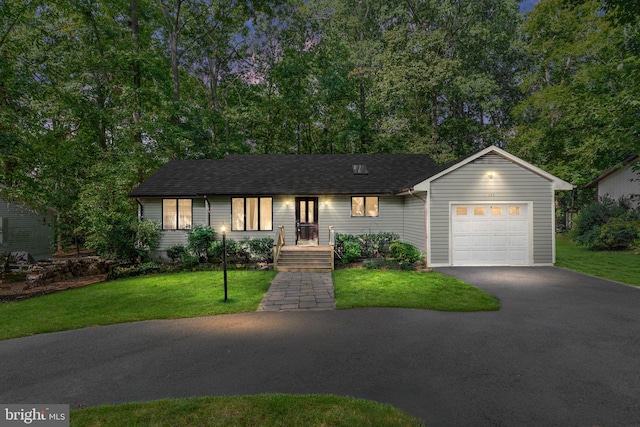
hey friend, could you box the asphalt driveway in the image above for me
[1,267,639,426]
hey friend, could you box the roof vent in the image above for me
[352,164,369,175]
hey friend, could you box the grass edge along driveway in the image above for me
[70,394,425,427]
[555,234,640,287]
[0,268,498,340]
[333,269,500,312]
[0,270,277,341]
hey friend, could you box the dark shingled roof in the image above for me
[129,154,445,197]
[583,154,639,189]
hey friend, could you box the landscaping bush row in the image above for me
[334,232,399,262]
[109,226,273,280]
[570,197,640,250]
[334,232,423,269]
[110,227,424,278]
[167,225,274,266]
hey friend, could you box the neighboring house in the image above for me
[584,154,640,208]
[129,146,573,267]
[0,196,54,260]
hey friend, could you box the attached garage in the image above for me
[451,203,530,265]
[413,146,574,267]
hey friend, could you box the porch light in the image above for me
[487,172,494,179]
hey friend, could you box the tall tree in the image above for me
[317,0,390,153]
[511,0,639,184]
[374,0,523,161]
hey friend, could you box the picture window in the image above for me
[232,197,273,231]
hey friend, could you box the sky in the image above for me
[520,0,540,13]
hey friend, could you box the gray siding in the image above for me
[139,195,407,257]
[429,153,555,265]
[402,193,427,253]
[140,197,208,257]
[598,163,640,208]
[209,196,284,242]
[319,195,404,243]
[0,200,53,259]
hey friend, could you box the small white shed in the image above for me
[584,154,640,208]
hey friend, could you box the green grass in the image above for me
[70,394,425,427]
[0,270,276,340]
[0,266,500,341]
[333,269,500,311]
[555,234,640,286]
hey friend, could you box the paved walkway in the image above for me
[257,272,335,311]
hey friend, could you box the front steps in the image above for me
[275,246,333,272]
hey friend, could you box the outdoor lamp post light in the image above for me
[221,224,228,302]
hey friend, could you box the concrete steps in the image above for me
[276,246,333,272]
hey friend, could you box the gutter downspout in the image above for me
[408,188,428,268]
[204,196,211,227]
[135,198,143,221]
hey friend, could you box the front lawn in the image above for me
[0,270,276,340]
[333,269,500,311]
[555,235,640,286]
[71,394,424,427]
[0,267,500,341]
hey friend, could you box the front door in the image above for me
[296,197,319,246]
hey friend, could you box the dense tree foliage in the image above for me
[0,0,637,255]
[511,0,640,185]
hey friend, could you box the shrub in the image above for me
[334,232,399,262]
[389,242,422,266]
[209,240,225,263]
[180,253,200,269]
[244,237,274,263]
[358,232,398,258]
[134,220,162,261]
[166,245,188,263]
[342,241,362,264]
[571,197,639,250]
[209,239,252,264]
[187,225,217,262]
[84,218,161,263]
[335,234,359,259]
[571,198,626,246]
[229,239,252,264]
[594,216,640,250]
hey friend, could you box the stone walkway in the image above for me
[257,272,335,312]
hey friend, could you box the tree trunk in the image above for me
[130,0,142,142]
[160,0,183,103]
[359,77,367,152]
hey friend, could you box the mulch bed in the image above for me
[0,274,107,303]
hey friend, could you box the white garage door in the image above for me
[451,204,529,265]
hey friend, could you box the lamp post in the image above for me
[221,225,228,302]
